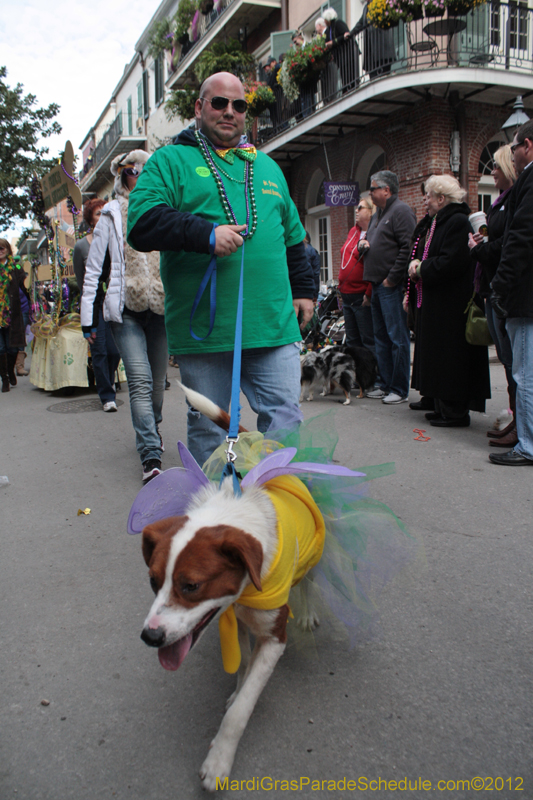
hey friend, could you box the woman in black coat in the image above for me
[346,1,395,79]
[469,144,517,443]
[0,238,26,393]
[408,175,491,427]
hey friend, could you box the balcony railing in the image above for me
[255,3,533,144]
[178,0,236,65]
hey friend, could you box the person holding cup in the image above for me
[468,144,517,445]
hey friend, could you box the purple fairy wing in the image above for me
[127,466,210,535]
[177,441,210,488]
[250,462,366,486]
[240,448,298,488]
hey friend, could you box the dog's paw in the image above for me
[341,398,351,405]
[295,611,320,632]
[306,395,313,402]
[199,743,234,792]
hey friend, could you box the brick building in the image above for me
[78,0,533,284]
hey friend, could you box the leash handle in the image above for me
[227,241,245,440]
[189,224,218,342]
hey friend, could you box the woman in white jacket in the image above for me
[81,150,167,483]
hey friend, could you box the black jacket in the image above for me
[128,130,314,300]
[1,261,25,349]
[411,202,491,411]
[350,8,395,73]
[470,187,512,296]
[491,163,533,318]
[326,18,350,44]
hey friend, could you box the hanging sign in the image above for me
[323,181,359,207]
[40,141,83,212]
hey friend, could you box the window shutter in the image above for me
[137,81,143,121]
[320,0,346,21]
[127,96,132,135]
[270,31,296,61]
[142,70,149,119]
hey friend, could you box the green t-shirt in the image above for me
[127,142,306,354]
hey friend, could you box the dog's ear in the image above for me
[220,529,263,591]
[142,516,188,566]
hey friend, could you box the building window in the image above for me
[478,140,505,175]
[137,80,143,123]
[509,1,528,50]
[142,70,149,119]
[154,56,165,106]
[318,216,329,284]
[490,1,501,46]
[127,96,133,135]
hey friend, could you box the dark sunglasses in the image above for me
[123,167,139,177]
[510,140,526,154]
[201,96,248,114]
[356,204,367,210]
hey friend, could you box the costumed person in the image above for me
[408,175,491,428]
[338,196,376,353]
[74,198,121,412]
[81,151,167,483]
[15,272,31,377]
[468,145,517,447]
[127,72,315,468]
[0,239,26,393]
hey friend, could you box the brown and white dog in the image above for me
[140,385,321,791]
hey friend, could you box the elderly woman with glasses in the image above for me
[81,149,167,484]
[468,145,517,445]
[408,174,491,428]
[338,196,376,353]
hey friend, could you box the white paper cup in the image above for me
[469,211,488,238]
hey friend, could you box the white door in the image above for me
[306,206,332,287]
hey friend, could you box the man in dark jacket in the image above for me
[362,170,416,404]
[489,120,533,466]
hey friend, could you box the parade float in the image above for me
[28,141,125,392]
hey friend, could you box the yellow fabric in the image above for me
[218,474,325,673]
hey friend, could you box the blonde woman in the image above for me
[468,145,517,444]
[408,174,490,427]
[338,196,376,352]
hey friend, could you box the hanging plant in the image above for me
[165,88,199,122]
[194,39,256,84]
[243,81,275,129]
[282,37,331,91]
[390,0,424,21]
[174,0,199,43]
[147,18,175,60]
[277,59,299,102]
[367,0,402,28]
[199,0,214,13]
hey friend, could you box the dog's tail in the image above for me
[177,382,248,433]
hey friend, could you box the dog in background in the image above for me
[300,345,378,405]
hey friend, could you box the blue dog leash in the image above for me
[189,224,245,495]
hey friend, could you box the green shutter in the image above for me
[137,81,143,121]
[142,70,149,119]
[320,0,346,21]
[270,31,296,61]
[127,96,132,135]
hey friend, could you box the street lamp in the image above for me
[501,96,530,142]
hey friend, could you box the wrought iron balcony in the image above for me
[255,3,533,146]
[79,111,147,194]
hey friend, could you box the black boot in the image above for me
[0,354,10,393]
[6,353,17,386]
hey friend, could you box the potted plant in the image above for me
[165,88,199,122]
[393,0,424,21]
[367,0,402,28]
[174,0,198,44]
[147,18,175,60]
[286,37,331,87]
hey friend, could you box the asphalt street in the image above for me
[1,350,531,800]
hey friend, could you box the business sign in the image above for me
[40,141,82,212]
[323,181,359,207]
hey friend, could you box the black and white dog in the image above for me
[300,345,378,405]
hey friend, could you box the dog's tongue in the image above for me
[158,633,193,671]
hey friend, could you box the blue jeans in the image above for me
[177,343,301,467]
[340,292,375,354]
[92,310,121,405]
[485,297,516,402]
[0,328,17,356]
[110,309,168,464]
[505,318,533,460]
[370,282,411,397]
